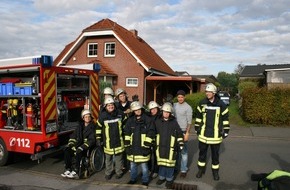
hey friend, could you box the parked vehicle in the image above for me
[0,55,101,166]
[217,91,230,106]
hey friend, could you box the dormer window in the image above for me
[87,43,98,57]
[104,42,116,57]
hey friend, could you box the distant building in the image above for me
[240,64,290,89]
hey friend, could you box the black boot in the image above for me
[196,167,205,178]
[212,170,220,181]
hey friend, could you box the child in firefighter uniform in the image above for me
[61,109,96,179]
[147,101,161,179]
[96,96,127,180]
[155,102,184,189]
[195,83,230,181]
[124,101,155,186]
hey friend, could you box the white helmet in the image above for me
[104,96,115,105]
[161,102,173,113]
[103,87,114,96]
[81,109,91,118]
[205,83,217,93]
[115,88,126,97]
[130,101,142,111]
[148,101,159,110]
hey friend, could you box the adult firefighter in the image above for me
[195,83,230,181]
[251,170,290,190]
[96,96,127,180]
[61,109,96,179]
[124,101,155,186]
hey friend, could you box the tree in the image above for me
[234,63,245,75]
[217,71,238,95]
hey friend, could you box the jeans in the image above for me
[180,141,188,173]
[130,162,149,183]
[158,166,174,181]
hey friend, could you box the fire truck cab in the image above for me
[0,55,100,166]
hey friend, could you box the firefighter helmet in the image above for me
[115,88,126,97]
[162,102,173,113]
[104,96,115,105]
[81,109,91,118]
[103,87,114,96]
[130,101,142,111]
[205,83,217,93]
[148,101,159,110]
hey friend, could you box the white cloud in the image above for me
[0,0,290,76]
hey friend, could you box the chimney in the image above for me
[130,29,138,37]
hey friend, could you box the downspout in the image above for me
[144,71,154,105]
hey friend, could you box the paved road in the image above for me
[0,125,290,190]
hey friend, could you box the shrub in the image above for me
[241,87,290,126]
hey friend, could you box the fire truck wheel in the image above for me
[0,138,9,166]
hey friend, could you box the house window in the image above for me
[87,43,98,57]
[126,78,138,87]
[105,42,115,57]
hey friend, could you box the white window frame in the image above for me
[126,78,138,87]
[87,43,98,57]
[104,42,116,57]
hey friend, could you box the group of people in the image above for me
[60,83,230,189]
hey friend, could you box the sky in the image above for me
[1,0,290,76]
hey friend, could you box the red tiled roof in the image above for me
[87,59,117,76]
[54,41,74,66]
[54,18,175,75]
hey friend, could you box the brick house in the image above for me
[54,18,205,104]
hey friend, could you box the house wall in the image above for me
[64,35,146,102]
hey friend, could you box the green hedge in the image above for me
[241,87,290,125]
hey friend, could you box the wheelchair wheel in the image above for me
[90,146,104,172]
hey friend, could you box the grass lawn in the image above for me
[228,99,251,127]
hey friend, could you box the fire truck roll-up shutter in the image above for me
[43,69,57,133]
[90,73,99,122]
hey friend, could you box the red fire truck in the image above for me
[0,55,100,166]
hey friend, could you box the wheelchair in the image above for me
[78,145,105,179]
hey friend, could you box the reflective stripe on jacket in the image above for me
[124,113,155,163]
[96,109,126,155]
[195,96,230,144]
[68,121,96,150]
[155,115,183,167]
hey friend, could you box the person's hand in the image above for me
[223,133,229,139]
